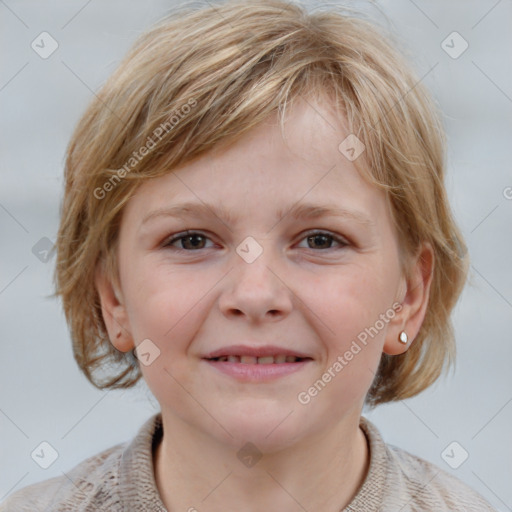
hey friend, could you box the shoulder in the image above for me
[0,441,126,512]
[355,416,497,512]
[385,442,496,511]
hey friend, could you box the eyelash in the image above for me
[162,230,349,252]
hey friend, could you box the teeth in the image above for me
[257,356,274,365]
[212,355,303,364]
[240,355,257,364]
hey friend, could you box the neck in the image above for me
[153,410,370,512]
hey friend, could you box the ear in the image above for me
[94,261,134,353]
[383,241,434,355]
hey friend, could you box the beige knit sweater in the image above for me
[0,413,497,511]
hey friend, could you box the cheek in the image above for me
[305,262,396,392]
[297,279,388,416]
[124,264,215,408]
[311,262,392,338]
[124,262,212,346]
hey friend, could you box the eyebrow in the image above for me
[140,201,376,231]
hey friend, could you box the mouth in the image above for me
[205,355,311,364]
[201,346,314,381]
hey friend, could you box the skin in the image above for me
[95,95,433,512]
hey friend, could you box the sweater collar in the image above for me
[118,412,167,511]
[118,412,387,512]
[342,415,388,511]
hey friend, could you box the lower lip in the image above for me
[202,359,312,381]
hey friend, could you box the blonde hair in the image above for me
[53,0,469,406]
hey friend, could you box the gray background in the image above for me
[1,0,511,510]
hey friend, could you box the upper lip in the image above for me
[203,344,313,359]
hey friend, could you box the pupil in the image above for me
[310,234,330,249]
[185,234,204,249]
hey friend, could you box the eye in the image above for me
[162,229,349,252]
[297,230,349,250]
[162,231,214,251]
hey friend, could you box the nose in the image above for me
[218,245,293,323]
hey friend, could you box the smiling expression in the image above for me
[99,96,415,451]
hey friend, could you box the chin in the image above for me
[212,406,307,452]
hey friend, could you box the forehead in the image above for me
[122,96,389,231]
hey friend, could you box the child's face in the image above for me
[107,96,411,449]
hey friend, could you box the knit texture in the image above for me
[0,413,497,511]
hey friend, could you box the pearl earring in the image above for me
[399,331,408,344]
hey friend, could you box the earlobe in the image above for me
[383,242,434,356]
[94,262,134,353]
[383,329,411,356]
